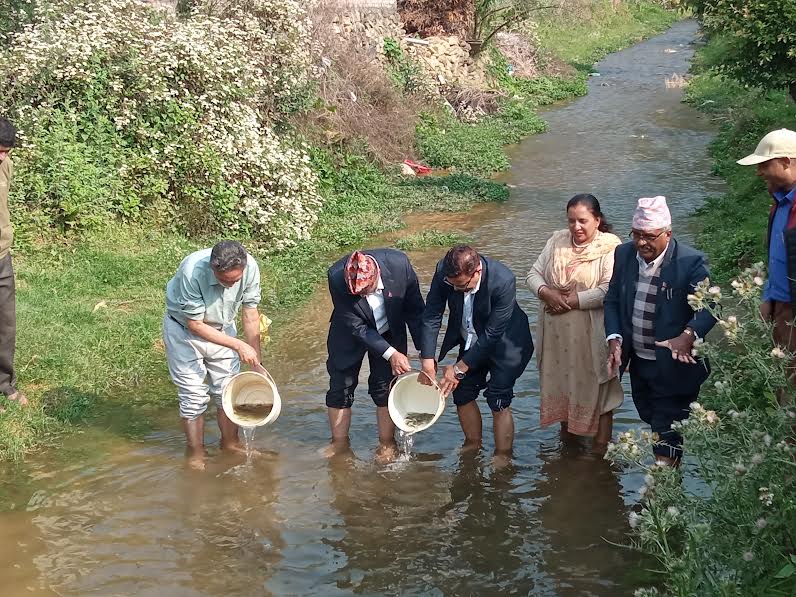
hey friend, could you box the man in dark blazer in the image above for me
[420,245,533,456]
[605,196,716,465]
[326,248,424,460]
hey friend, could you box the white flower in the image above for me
[771,347,787,359]
[743,551,754,562]
[755,518,767,530]
[629,511,641,529]
[666,506,679,517]
[753,276,764,286]
[751,454,763,465]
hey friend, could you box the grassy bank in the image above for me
[0,2,680,461]
[684,39,796,280]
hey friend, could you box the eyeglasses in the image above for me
[629,230,667,244]
[444,268,480,291]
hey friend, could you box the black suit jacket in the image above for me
[420,255,533,371]
[604,238,717,395]
[327,248,425,370]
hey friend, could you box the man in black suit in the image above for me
[420,245,533,456]
[326,249,425,459]
[605,196,716,465]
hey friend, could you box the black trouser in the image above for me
[0,253,16,396]
[326,332,394,409]
[629,355,697,460]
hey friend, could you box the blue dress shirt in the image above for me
[764,186,796,302]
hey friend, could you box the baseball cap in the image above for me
[737,128,796,166]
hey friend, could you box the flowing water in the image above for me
[1,21,725,597]
[241,426,257,462]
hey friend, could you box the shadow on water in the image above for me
[1,20,717,597]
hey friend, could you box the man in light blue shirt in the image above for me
[163,240,264,469]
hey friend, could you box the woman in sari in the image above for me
[526,194,623,454]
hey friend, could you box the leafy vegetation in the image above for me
[684,0,796,101]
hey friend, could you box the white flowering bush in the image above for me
[608,264,796,595]
[2,0,320,247]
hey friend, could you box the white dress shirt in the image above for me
[364,275,396,360]
[461,268,483,351]
[606,245,669,344]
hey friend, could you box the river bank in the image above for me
[0,2,680,461]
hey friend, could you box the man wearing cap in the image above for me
[0,117,27,409]
[325,248,425,460]
[605,197,716,465]
[164,240,265,470]
[420,245,534,458]
[737,128,796,381]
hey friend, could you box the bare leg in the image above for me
[375,406,398,463]
[456,401,483,451]
[323,407,353,457]
[591,411,614,455]
[182,416,206,470]
[217,408,243,452]
[492,407,514,454]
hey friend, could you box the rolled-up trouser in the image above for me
[452,346,532,413]
[0,253,17,397]
[163,315,240,420]
[629,355,697,460]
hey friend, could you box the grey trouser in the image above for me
[163,314,240,420]
[0,253,16,396]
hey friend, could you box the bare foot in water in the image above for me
[186,448,207,471]
[222,441,260,458]
[492,452,512,470]
[375,443,398,464]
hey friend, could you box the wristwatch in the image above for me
[453,364,467,380]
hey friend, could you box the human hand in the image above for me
[389,351,412,376]
[237,341,260,366]
[439,365,459,397]
[564,290,580,310]
[607,339,622,377]
[419,358,438,386]
[655,333,696,364]
[540,286,572,315]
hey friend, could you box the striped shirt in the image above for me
[632,270,659,360]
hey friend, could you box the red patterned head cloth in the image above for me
[345,251,380,295]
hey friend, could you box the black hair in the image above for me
[0,117,17,148]
[210,240,247,272]
[443,245,480,278]
[566,193,612,233]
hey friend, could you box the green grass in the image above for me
[536,1,680,71]
[683,37,796,280]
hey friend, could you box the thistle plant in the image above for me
[608,263,796,595]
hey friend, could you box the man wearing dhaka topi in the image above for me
[325,249,425,461]
[605,196,716,465]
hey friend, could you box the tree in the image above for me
[687,0,796,102]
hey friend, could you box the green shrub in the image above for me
[416,101,547,174]
[685,0,796,101]
[3,0,320,247]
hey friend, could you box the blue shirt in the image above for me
[165,249,261,327]
[765,186,796,302]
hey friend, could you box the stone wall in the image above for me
[402,36,487,89]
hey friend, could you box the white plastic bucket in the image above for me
[221,369,281,428]
[387,371,445,434]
